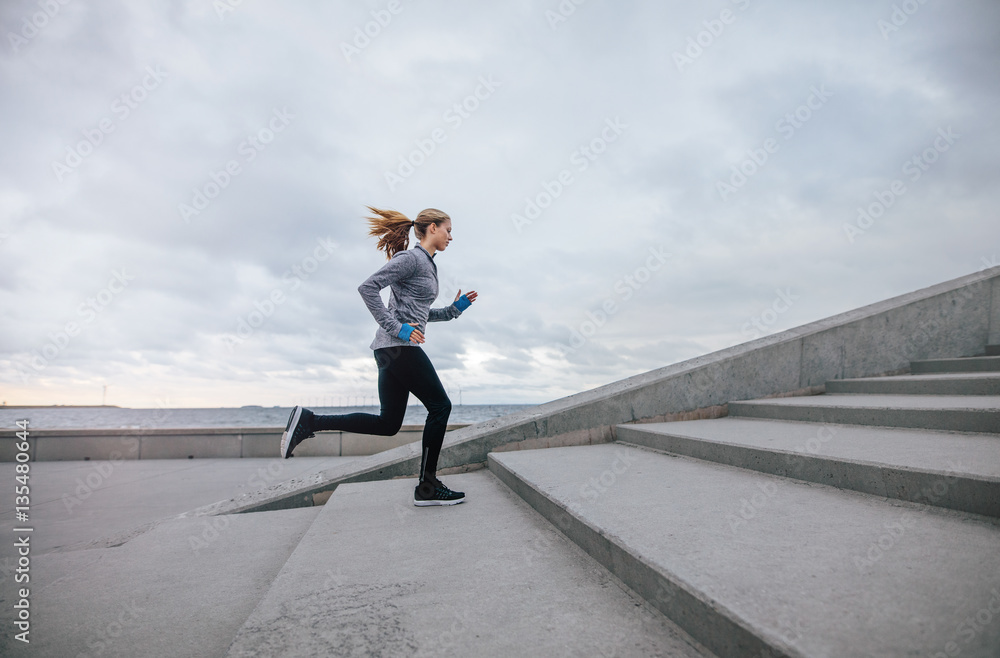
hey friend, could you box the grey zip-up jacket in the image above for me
[358,244,463,351]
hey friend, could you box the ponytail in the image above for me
[366,206,413,259]
[365,206,450,259]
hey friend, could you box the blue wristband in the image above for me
[397,324,414,341]
[454,294,471,312]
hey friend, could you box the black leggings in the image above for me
[311,346,452,482]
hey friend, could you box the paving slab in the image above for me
[0,506,320,658]
[490,443,1000,658]
[616,418,1000,517]
[226,470,712,658]
[729,394,1000,433]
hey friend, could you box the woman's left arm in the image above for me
[428,289,478,322]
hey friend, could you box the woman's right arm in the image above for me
[357,251,416,338]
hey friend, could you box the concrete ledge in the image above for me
[911,356,1000,373]
[0,425,470,462]
[616,422,1000,518]
[728,395,1000,433]
[825,373,1000,395]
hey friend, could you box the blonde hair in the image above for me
[365,206,450,259]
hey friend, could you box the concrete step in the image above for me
[728,394,1000,433]
[0,507,322,658]
[225,470,712,657]
[616,418,1000,517]
[489,444,1000,658]
[825,372,1000,396]
[987,345,1000,356]
[911,355,1000,373]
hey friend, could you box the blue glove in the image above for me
[397,323,415,341]
[454,294,472,312]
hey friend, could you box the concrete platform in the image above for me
[729,394,1000,433]
[911,355,1000,373]
[0,507,320,658]
[0,457,356,555]
[616,418,1000,517]
[489,443,1000,658]
[226,470,711,657]
[826,372,1000,395]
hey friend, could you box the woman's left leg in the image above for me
[388,346,452,483]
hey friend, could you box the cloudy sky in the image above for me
[1,0,998,408]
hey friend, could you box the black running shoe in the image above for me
[413,478,465,506]
[280,406,315,458]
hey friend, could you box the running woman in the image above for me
[280,207,477,506]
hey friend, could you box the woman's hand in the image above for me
[405,323,425,344]
[455,289,478,304]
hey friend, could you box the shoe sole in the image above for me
[413,498,465,507]
[280,406,303,459]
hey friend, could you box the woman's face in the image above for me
[431,218,453,252]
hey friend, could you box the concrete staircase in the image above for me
[20,348,997,656]
[210,347,999,657]
[488,348,1000,657]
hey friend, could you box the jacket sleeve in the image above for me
[428,303,462,323]
[357,252,416,337]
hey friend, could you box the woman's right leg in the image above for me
[310,348,409,435]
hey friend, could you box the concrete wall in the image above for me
[0,425,471,462]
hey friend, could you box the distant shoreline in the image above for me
[1,405,122,409]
